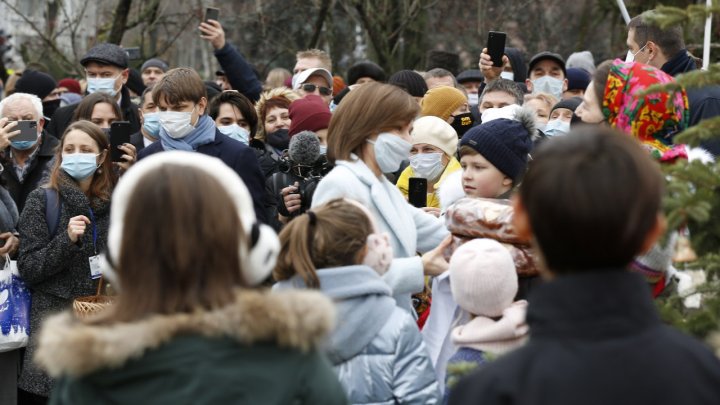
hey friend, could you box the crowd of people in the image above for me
[1,8,720,405]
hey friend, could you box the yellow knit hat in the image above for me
[420,86,467,121]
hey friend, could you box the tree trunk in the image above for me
[308,0,332,49]
[107,0,133,45]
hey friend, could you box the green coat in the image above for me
[35,289,348,405]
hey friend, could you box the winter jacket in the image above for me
[1,132,59,213]
[396,157,462,209]
[17,174,111,397]
[448,271,720,405]
[311,156,449,315]
[275,265,441,404]
[33,289,347,405]
[138,129,269,224]
[45,86,141,139]
[214,42,263,102]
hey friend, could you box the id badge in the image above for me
[89,255,103,279]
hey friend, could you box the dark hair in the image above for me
[519,127,664,273]
[152,67,207,106]
[425,68,458,86]
[481,79,524,105]
[139,84,154,107]
[274,199,373,288]
[591,60,613,109]
[104,166,245,322]
[628,11,685,59]
[208,91,259,137]
[72,92,122,122]
[48,120,116,201]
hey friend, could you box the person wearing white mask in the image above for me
[396,116,461,214]
[544,97,582,137]
[311,82,452,317]
[137,68,269,223]
[46,43,141,139]
[525,52,569,100]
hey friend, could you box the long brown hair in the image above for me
[327,82,419,164]
[72,92,122,122]
[274,199,373,288]
[47,120,115,201]
[106,166,246,322]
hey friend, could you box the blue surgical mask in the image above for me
[143,112,161,139]
[86,75,120,97]
[61,153,100,180]
[319,145,328,155]
[11,140,38,150]
[409,152,445,181]
[543,119,570,137]
[367,133,412,173]
[218,124,250,145]
[532,76,564,99]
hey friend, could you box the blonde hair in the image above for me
[524,92,559,110]
[296,49,332,71]
[274,199,373,288]
[254,87,300,142]
[264,68,292,90]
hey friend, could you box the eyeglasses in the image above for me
[302,83,332,96]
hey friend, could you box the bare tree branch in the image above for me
[108,0,133,44]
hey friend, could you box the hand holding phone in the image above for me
[204,7,219,23]
[14,120,38,142]
[408,177,428,208]
[486,31,507,68]
[110,121,131,162]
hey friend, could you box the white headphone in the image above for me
[105,151,280,286]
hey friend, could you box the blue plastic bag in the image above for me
[0,254,30,351]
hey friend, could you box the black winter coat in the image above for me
[449,271,720,405]
[1,132,58,213]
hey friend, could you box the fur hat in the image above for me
[450,239,518,317]
[106,151,280,286]
[411,116,458,157]
[388,70,428,98]
[15,70,57,100]
[288,95,332,137]
[420,86,467,122]
[347,61,386,85]
[460,107,535,182]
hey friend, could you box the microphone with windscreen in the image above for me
[288,131,321,167]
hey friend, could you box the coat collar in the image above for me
[35,289,335,378]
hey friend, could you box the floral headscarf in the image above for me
[603,59,689,161]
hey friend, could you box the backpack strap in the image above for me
[44,187,62,238]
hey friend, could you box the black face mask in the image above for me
[42,99,61,119]
[266,128,290,150]
[451,112,475,138]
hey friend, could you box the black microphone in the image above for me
[288,131,321,166]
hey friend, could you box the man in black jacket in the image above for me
[449,128,720,405]
[627,10,720,155]
[46,43,141,138]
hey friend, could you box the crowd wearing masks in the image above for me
[1,7,720,405]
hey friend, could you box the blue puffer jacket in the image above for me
[275,265,441,404]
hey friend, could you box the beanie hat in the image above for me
[57,78,81,95]
[426,50,460,76]
[140,58,169,73]
[550,97,582,115]
[288,94,332,137]
[566,68,591,91]
[566,50,596,75]
[15,70,57,100]
[388,70,428,98]
[332,75,346,96]
[80,43,128,68]
[449,239,518,317]
[411,116,458,157]
[459,109,534,182]
[420,86,467,122]
[125,68,145,96]
[456,69,483,84]
[347,61,386,85]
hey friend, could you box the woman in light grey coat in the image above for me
[274,199,440,404]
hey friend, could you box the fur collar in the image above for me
[35,289,335,378]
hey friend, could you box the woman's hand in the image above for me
[67,215,91,244]
[0,118,20,150]
[421,234,453,277]
[114,143,137,172]
[0,232,19,256]
[282,182,302,215]
[422,207,441,217]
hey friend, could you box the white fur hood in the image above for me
[35,289,335,378]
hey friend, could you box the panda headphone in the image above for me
[103,151,280,287]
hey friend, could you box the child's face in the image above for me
[460,153,512,198]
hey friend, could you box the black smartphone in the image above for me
[408,177,427,208]
[14,120,38,142]
[205,7,219,23]
[487,31,507,68]
[110,121,131,162]
[123,47,141,60]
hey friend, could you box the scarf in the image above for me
[451,300,529,355]
[159,114,216,152]
[602,59,689,161]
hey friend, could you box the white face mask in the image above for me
[543,119,570,137]
[532,76,564,99]
[500,71,515,81]
[625,44,647,63]
[409,152,445,181]
[367,133,412,173]
[467,93,479,106]
[86,75,120,97]
[158,106,196,139]
[218,123,250,144]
